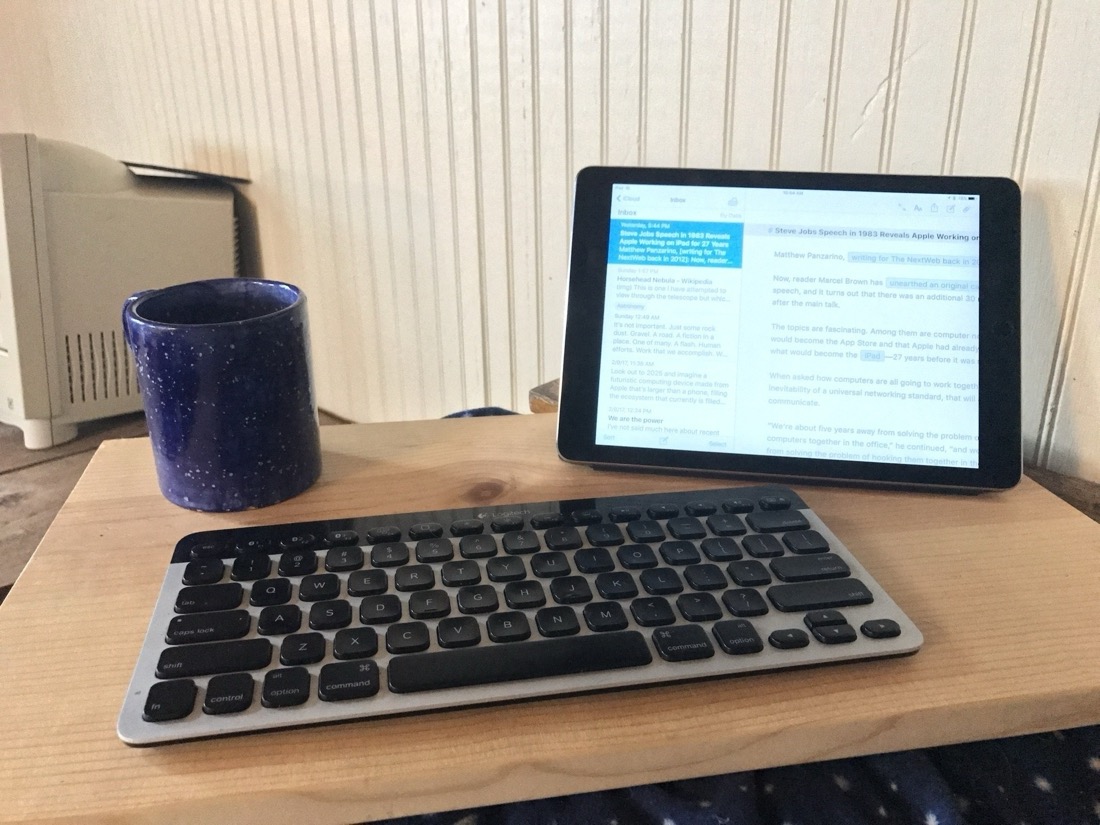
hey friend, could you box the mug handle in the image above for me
[121,290,153,352]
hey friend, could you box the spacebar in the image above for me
[387,631,653,694]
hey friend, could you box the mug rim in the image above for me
[127,278,303,329]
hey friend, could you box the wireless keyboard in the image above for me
[118,485,922,745]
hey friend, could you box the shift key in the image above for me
[766,579,874,612]
[156,638,272,679]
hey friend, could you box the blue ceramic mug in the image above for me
[123,278,322,511]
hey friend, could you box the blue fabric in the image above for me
[379,725,1100,825]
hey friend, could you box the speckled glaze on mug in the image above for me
[122,279,322,511]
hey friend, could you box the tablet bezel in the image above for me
[556,166,1021,491]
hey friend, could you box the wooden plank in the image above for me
[1,415,1100,823]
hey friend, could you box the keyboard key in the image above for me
[415,538,454,563]
[768,629,810,650]
[705,514,746,536]
[640,568,684,595]
[325,546,365,572]
[203,673,254,715]
[156,638,272,679]
[746,511,810,533]
[504,580,546,609]
[487,611,531,642]
[387,622,431,654]
[570,508,603,525]
[618,544,658,569]
[387,631,652,693]
[784,530,830,554]
[258,604,302,635]
[188,541,224,560]
[250,578,292,606]
[319,661,380,701]
[536,606,580,637]
[360,594,403,624]
[457,584,499,614]
[408,589,452,619]
[721,498,755,514]
[300,573,341,601]
[408,522,443,540]
[684,501,717,516]
[347,569,388,596]
[659,540,701,565]
[683,563,727,591]
[742,534,784,558]
[175,583,243,614]
[459,534,498,558]
[769,553,850,583]
[543,527,583,551]
[607,506,641,523]
[278,550,317,577]
[325,530,359,547]
[804,609,847,629]
[531,552,571,578]
[441,560,482,587]
[279,534,317,552]
[758,495,791,511]
[231,552,272,581]
[233,536,272,554]
[647,504,679,519]
[450,519,484,536]
[574,546,615,573]
[630,597,675,627]
[676,592,722,622]
[653,625,714,662]
[436,617,481,648]
[309,599,352,630]
[529,512,564,529]
[722,588,769,617]
[364,525,401,544]
[371,542,409,567]
[700,537,742,561]
[490,514,524,532]
[550,576,593,604]
[165,610,250,645]
[767,579,874,612]
[395,564,436,591]
[585,523,625,546]
[713,620,764,655]
[813,624,857,644]
[182,558,224,586]
[728,560,771,587]
[861,619,902,639]
[595,572,638,600]
[626,520,665,543]
[666,517,706,540]
[280,632,325,665]
[262,667,311,707]
[583,601,628,632]
[502,531,540,554]
[333,627,378,659]
[143,680,196,722]
[486,556,526,581]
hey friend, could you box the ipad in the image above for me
[557,166,1021,491]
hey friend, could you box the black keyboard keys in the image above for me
[319,661,380,701]
[156,638,272,679]
[203,673,254,715]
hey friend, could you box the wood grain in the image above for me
[2,414,1100,824]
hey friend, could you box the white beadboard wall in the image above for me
[1,0,1098,480]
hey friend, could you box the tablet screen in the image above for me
[559,167,1021,490]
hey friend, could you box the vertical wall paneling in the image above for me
[1,0,1099,479]
[776,1,836,173]
[727,2,781,168]
[1015,3,1100,462]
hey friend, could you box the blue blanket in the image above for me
[383,725,1100,824]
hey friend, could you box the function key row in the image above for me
[183,529,831,586]
[186,496,797,560]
